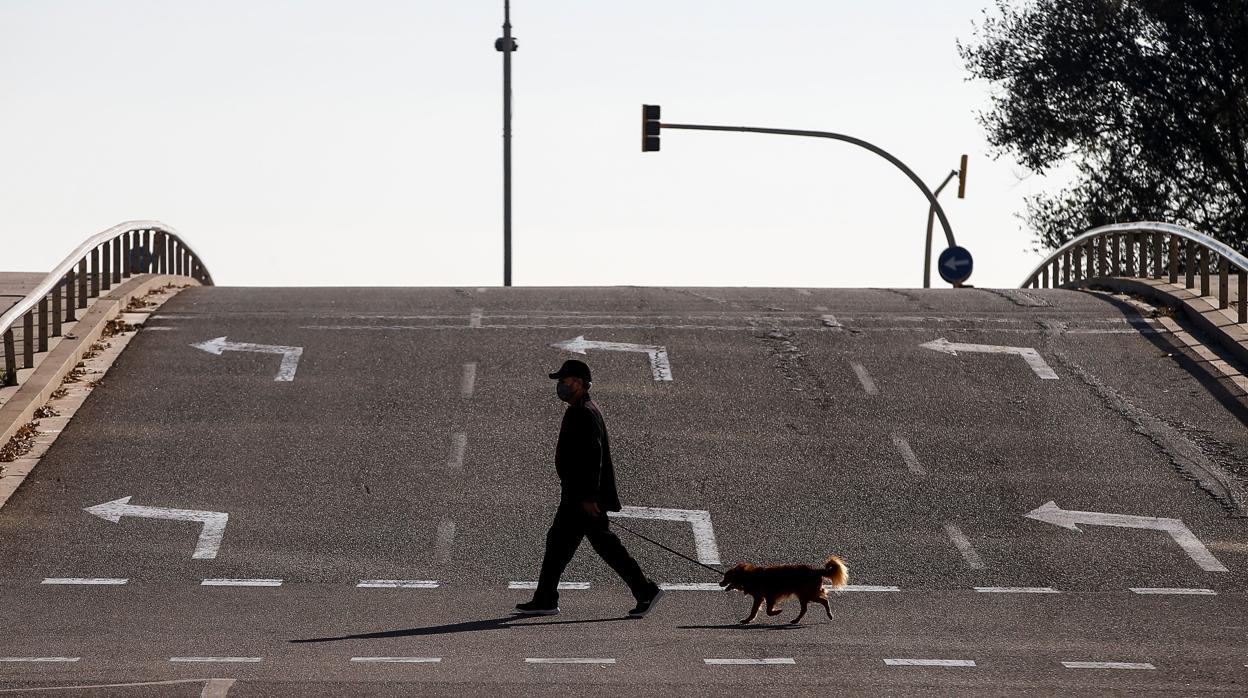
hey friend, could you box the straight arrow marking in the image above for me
[921,337,1058,379]
[84,496,229,560]
[190,336,303,381]
[551,336,672,381]
[1024,501,1228,572]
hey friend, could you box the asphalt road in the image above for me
[1,286,1246,696]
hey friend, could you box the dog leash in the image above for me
[612,521,724,576]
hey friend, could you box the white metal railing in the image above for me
[1020,222,1247,324]
[1,221,212,387]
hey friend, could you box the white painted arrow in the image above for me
[921,337,1058,380]
[551,335,672,381]
[84,496,229,560]
[1024,501,1228,572]
[608,506,719,565]
[190,336,303,381]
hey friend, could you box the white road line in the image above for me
[526,658,615,664]
[821,314,842,329]
[41,578,127,585]
[169,657,262,663]
[704,658,795,665]
[884,659,976,667]
[436,519,456,564]
[447,433,467,470]
[461,362,477,397]
[351,657,442,663]
[1129,587,1216,595]
[200,579,283,587]
[851,362,878,394]
[660,582,722,591]
[357,580,439,588]
[1061,661,1155,670]
[201,679,237,698]
[609,506,720,565]
[144,326,176,331]
[0,657,80,662]
[973,586,1059,594]
[834,584,901,592]
[469,309,483,328]
[891,434,925,475]
[509,581,589,590]
[944,524,985,570]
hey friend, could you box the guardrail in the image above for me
[1,221,212,387]
[1020,222,1248,324]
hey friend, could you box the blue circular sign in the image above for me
[937,246,974,285]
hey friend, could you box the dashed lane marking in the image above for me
[526,658,615,664]
[851,363,878,394]
[891,434,925,476]
[1129,587,1216,595]
[973,587,1058,594]
[169,657,262,663]
[836,585,901,592]
[0,679,236,695]
[436,520,456,564]
[704,658,795,665]
[201,579,282,587]
[660,583,722,591]
[944,524,986,570]
[1061,661,1155,670]
[351,657,442,663]
[447,433,468,470]
[357,580,439,588]
[461,362,477,397]
[509,581,590,590]
[0,657,80,662]
[884,659,976,667]
[469,309,483,328]
[41,578,127,585]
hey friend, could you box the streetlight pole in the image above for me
[923,170,959,289]
[496,1,517,286]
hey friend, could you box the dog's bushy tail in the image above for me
[821,555,849,589]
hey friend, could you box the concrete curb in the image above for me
[1084,277,1248,368]
[0,274,196,462]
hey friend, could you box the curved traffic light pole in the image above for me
[655,120,958,266]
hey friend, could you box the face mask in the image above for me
[556,383,577,401]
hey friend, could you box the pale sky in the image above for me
[0,0,1070,289]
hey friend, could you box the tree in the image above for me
[960,0,1248,253]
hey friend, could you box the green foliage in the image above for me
[960,0,1248,252]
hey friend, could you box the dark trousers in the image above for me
[534,503,652,604]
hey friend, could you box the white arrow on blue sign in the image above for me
[937,246,974,285]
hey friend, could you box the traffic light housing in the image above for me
[957,154,968,199]
[642,104,661,152]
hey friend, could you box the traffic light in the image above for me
[957,154,968,199]
[642,104,661,152]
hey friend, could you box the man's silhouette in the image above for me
[514,359,664,618]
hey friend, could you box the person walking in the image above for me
[514,359,664,618]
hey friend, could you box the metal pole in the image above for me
[499,0,515,287]
[660,122,959,253]
[923,170,958,288]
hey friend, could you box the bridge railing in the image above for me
[1020,222,1248,325]
[1,221,213,387]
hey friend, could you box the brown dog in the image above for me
[718,555,849,624]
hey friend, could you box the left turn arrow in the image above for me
[190,336,303,381]
[84,496,229,560]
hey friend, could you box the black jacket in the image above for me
[555,394,622,511]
